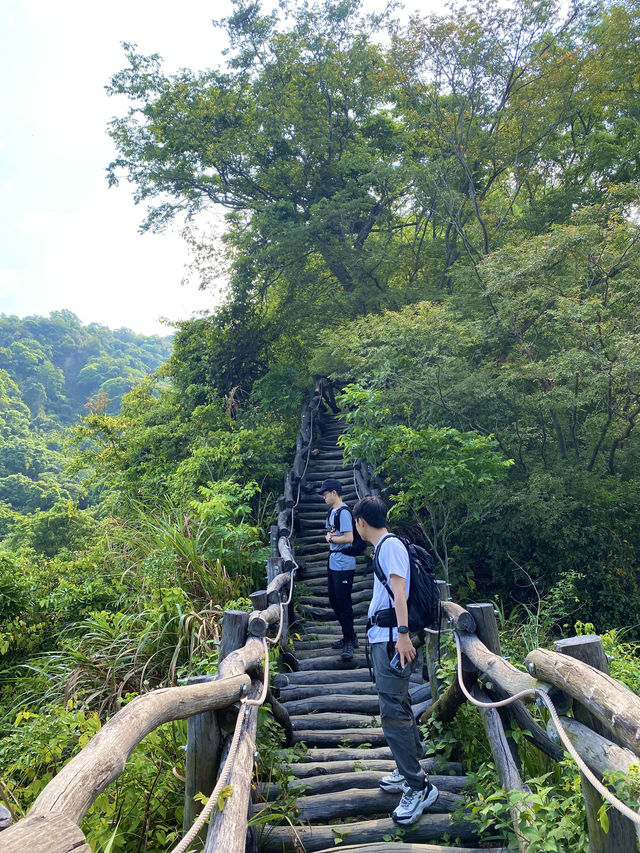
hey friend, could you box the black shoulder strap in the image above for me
[333,504,353,532]
[372,533,398,601]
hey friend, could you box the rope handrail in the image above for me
[171,566,298,853]
[172,387,311,853]
[451,631,640,828]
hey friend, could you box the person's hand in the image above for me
[395,633,416,668]
[325,531,333,543]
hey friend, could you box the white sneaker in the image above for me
[392,781,439,824]
[378,768,406,792]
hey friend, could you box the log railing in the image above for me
[0,379,336,853]
[423,601,640,853]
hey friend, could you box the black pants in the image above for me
[327,568,355,641]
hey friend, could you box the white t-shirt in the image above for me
[367,535,410,644]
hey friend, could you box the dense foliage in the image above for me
[3,0,640,849]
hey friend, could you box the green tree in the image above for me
[338,385,512,582]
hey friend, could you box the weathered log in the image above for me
[277,508,292,538]
[248,604,281,637]
[249,590,268,611]
[296,654,368,671]
[300,403,312,445]
[266,570,292,598]
[283,694,382,715]
[293,437,307,480]
[283,757,464,779]
[421,668,477,725]
[290,711,380,730]
[353,462,369,498]
[269,524,279,557]
[467,603,501,654]
[1,812,91,853]
[183,677,221,837]
[441,601,476,633]
[458,633,544,700]
[265,687,293,746]
[425,581,449,700]
[25,675,249,824]
[274,667,419,687]
[554,715,640,776]
[497,690,564,763]
[253,787,462,822]
[526,647,640,756]
[291,728,386,747]
[277,682,379,701]
[218,638,267,680]
[475,685,533,853]
[267,556,284,585]
[219,610,250,664]
[277,536,295,570]
[205,684,260,853]
[284,466,295,507]
[313,846,512,853]
[262,771,469,799]
[259,813,482,852]
[0,803,12,830]
[555,635,637,852]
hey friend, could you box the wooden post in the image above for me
[284,467,294,507]
[204,684,260,853]
[266,557,283,589]
[555,635,637,853]
[425,580,449,701]
[219,610,250,665]
[475,685,533,853]
[183,611,249,842]
[467,604,501,654]
[467,604,519,768]
[269,525,279,558]
[183,692,221,842]
[249,590,268,612]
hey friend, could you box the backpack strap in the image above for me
[372,533,399,602]
[333,505,346,532]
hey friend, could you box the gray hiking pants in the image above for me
[370,641,425,791]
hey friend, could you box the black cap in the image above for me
[317,478,343,495]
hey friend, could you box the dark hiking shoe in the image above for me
[341,641,354,661]
[331,638,345,649]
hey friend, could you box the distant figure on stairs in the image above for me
[319,478,358,661]
[354,495,439,825]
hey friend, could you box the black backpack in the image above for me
[326,505,368,557]
[372,534,440,632]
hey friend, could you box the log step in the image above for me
[290,712,381,730]
[288,788,465,823]
[283,756,463,778]
[262,771,470,799]
[257,812,481,851]
[291,728,387,747]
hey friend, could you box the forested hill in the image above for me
[0,310,171,423]
[0,310,171,523]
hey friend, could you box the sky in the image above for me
[0,0,425,337]
[0,0,235,336]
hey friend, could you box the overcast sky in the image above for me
[0,0,237,335]
[0,0,424,337]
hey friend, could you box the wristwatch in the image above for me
[397,625,410,634]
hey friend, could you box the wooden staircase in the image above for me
[260,414,498,853]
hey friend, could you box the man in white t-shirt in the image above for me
[353,496,439,825]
